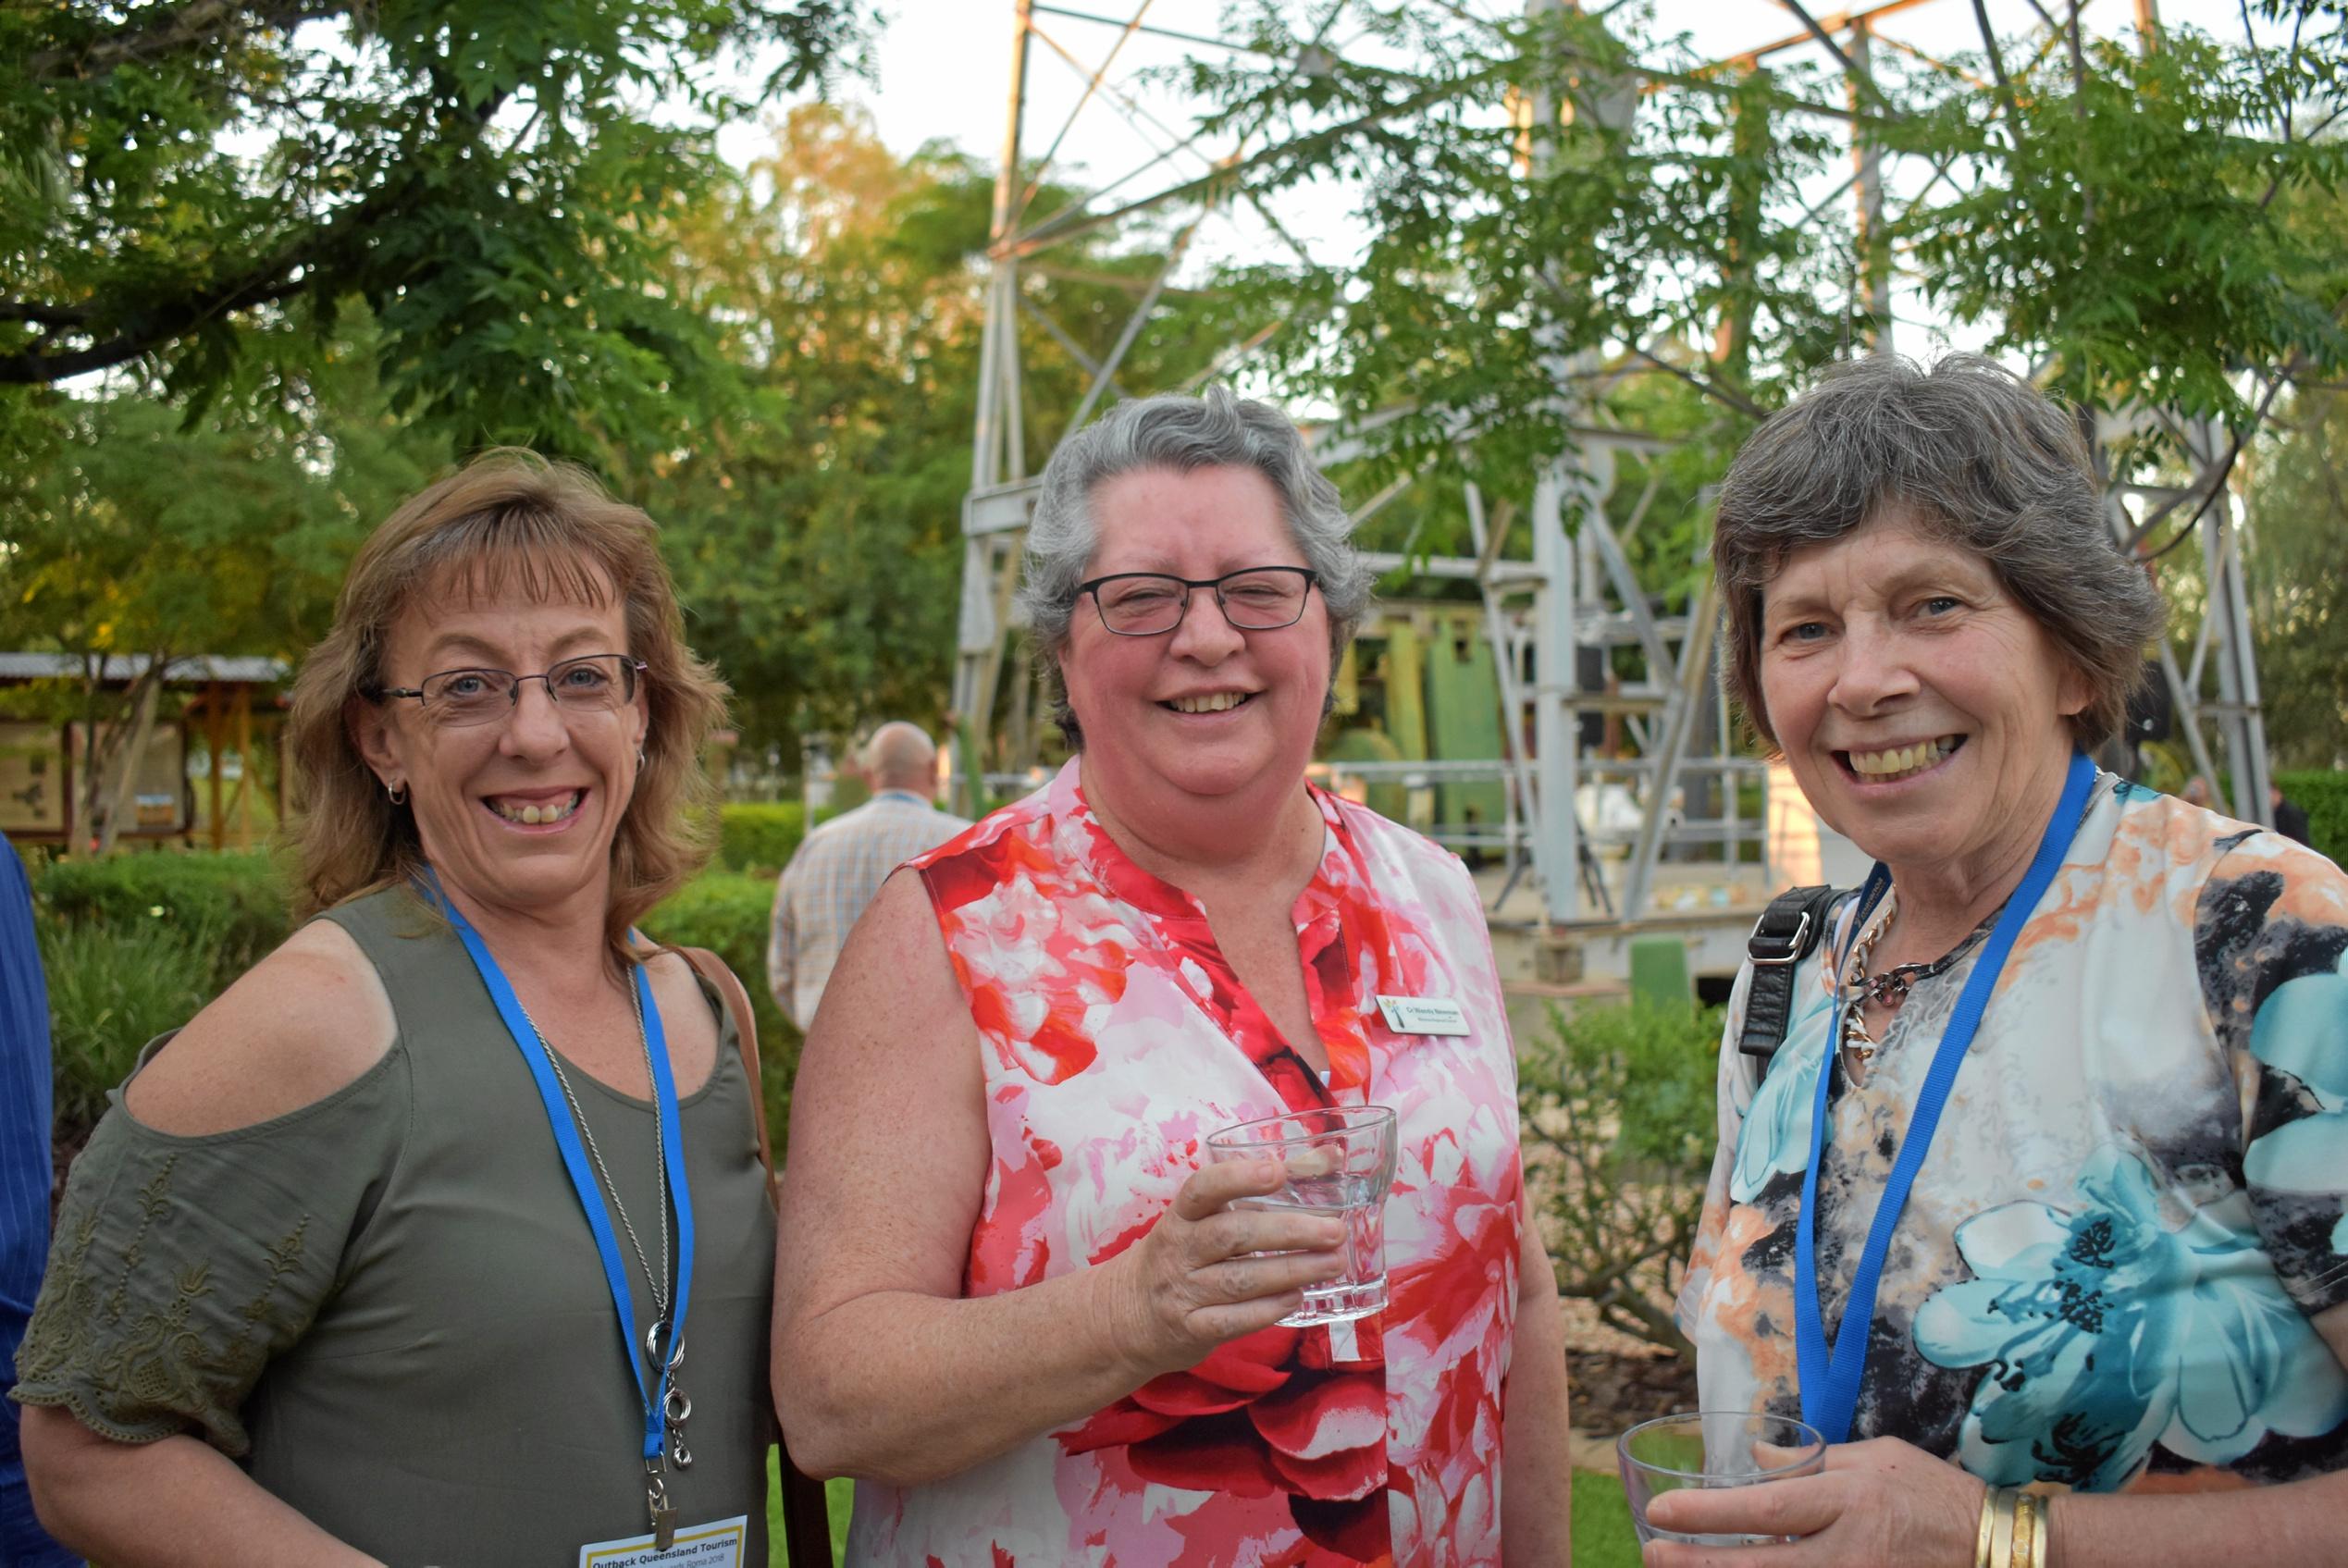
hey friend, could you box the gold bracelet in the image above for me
[1988,1488,2020,1568]
[1975,1487,2000,1568]
[2010,1491,2039,1568]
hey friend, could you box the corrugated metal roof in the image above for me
[0,652,290,684]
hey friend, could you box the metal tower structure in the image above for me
[948,0,2279,935]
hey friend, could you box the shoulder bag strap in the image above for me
[678,945,779,1205]
[676,945,832,1568]
[1736,884,1841,1076]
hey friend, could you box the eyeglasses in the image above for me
[373,654,647,728]
[1076,566,1319,637]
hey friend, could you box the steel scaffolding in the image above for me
[949,0,2277,929]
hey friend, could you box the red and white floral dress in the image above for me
[846,759,1526,1568]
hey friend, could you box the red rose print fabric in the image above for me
[844,760,1524,1567]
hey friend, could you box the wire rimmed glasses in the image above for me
[374,654,648,728]
[1077,566,1318,637]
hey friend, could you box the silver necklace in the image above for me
[522,979,695,1483]
[1837,891,1999,1068]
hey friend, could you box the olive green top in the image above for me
[10,885,777,1566]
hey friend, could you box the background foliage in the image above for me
[0,0,871,462]
[26,816,811,1159]
[1518,998,1723,1357]
[2278,769,2348,864]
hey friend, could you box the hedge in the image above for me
[33,848,293,991]
[34,849,803,1159]
[715,802,809,877]
[2277,770,2348,868]
[642,869,803,1155]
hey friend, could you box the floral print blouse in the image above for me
[848,759,1525,1567]
[1679,772,2348,1493]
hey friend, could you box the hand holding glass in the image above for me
[1616,1412,1827,1548]
[1204,1105,1397,1327]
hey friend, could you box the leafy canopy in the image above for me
[0,0,871,459]
[1182,2,2346,483]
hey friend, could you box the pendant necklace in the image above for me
[524,979,695,1539]
[1837,891,2001,1069]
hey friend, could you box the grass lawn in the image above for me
[769,1455,1644,1565]
[1572,1467,1646,1568]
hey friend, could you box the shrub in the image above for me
[33,849,291,991]
[2277,769,2348,867]
[1518,998,1723,1359]
[30,846,805,1162]
[715,802,809,877]
[41,916,218,1144]
[642,870,800,1156]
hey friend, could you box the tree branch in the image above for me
[0,268,308,384]
[0,80,513,387]
[1772,0,1897,117]
[0,302,91,327]
[27,0,349,84]
[1969,0,2025,140]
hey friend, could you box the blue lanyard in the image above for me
[431,876,696,1465]
[1794,751,2096,1445]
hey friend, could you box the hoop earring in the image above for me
[636,747,647,769]
[386,779,408,807]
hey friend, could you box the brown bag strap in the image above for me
[679,945,779,1204]
[676,945,832,1565]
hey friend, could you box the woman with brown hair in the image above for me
[9,452,778,1564]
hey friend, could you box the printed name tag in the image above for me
[1375,995,1469,1036]
[579,1515,749,1567]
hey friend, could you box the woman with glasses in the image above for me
[773,389,1572,1565]
[13,454,778,1564]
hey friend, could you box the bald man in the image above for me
[767,723,972,1031]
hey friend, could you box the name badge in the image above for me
[1375,994,1470,1036]
[579,1515,749,1567]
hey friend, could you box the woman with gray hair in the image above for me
[1656,356,2348,1567]
[773,388,1573,1564]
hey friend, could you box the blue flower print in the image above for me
[2243,956,2348,1255]
[1727,992,1834,1204]
[1914,1145,2348,1491]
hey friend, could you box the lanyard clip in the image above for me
[646,1459,677,1550]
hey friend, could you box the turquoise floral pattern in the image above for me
[2246,955,2348,1257]
[1727,994,1830,1204]
[1915,1146,2348,1491]
[1678,775,2348,1498]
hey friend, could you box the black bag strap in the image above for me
[1736,883,1841,1075]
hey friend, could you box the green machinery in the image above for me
[1326,602,1509,847]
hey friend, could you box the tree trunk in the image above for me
[93,656,168,855]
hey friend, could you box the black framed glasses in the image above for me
[1077,566,1319,637]
[374,654,647,729]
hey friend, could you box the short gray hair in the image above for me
[1017,387,1376,747]
[1714,353,2163,751]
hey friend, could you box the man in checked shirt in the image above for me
[768,722,971,1031]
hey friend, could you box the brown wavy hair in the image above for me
[1714,354,2162,752]
[286,451,728,960]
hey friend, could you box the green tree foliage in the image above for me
[632,105,1251,758]
[1182,3,2347,482]
[1519,997,1723,1356]
[1887,21,2348,424]
[0,0,871,459]
[2246,388,2348,769]
[1190,5,1847,493]
[0,314,443,845]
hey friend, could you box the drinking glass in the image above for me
[1205,1105,1398,1327]
[1616,1412,1826,1547]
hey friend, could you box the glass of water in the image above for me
[1616,1412,1826,1547]
[1205,1104,1398,1327]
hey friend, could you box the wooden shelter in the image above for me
[0,653,290,851]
